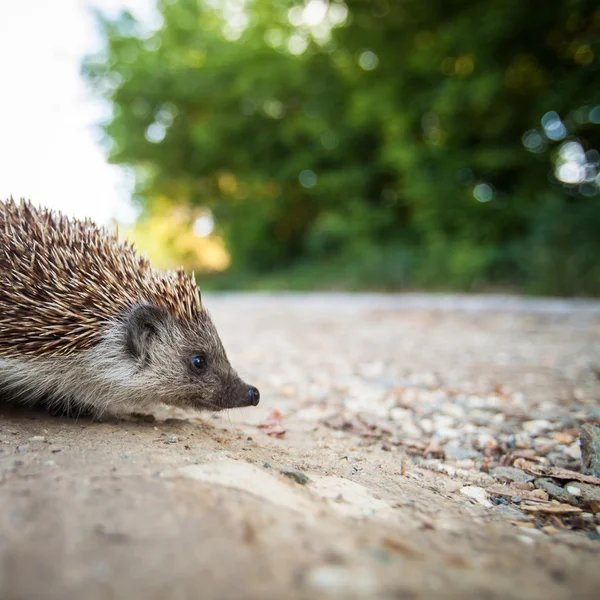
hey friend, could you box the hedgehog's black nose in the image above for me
[247,385,260,406]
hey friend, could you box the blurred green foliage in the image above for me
[83,0,600,295]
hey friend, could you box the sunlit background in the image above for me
[1,0,599,293]
[0,0,157,224]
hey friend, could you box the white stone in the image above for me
[419,418,433,434]
[517,535,536,546]
[390,407,411,422]
[564,442,581,460]
[438,402,466,419]
[399,421,422,438]
[459,486,493,508]
[522,420,553,436]
[306,566,378,595]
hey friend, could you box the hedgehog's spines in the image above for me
[0,198,205,358]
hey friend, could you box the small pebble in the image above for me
[28,436,46,442]
[490,467,534,484]
[522,420,552,436]
[565,485,582,497]
[534,478,578,506]
[444,445,481,460]
[459,486,492,508]
[563,443,582,461]
[279,467,310,485]
[566,482,600,510]
[455,459,475,470]
[517,535,536,546]
[305,566,377,595]
[580,424,600,478]
[491,496,508,506]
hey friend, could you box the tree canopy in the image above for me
[83,0,600,294]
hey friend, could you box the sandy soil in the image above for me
[1,293,599,600]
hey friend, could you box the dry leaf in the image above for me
[487,484,549,502]
[520,504,582,514]
[258,409,286,438]
[521,465,600,486]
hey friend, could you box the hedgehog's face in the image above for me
[123,305,260,410]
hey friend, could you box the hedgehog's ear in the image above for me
[125,305,166,362]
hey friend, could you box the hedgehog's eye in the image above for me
[191,354,207,371]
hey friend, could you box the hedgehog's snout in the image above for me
[229,382,260,408]
[247,385,260,406]
[214,375,260,410]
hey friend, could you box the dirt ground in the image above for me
[1,293,600,600]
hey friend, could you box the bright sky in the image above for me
[0,0,158,225]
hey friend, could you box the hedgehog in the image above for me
[0,198,260,417]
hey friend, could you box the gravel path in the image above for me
[1,294,599,600]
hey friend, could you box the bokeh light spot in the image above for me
[358,50,379,71]
[299,170,317,188]
[473,183,494,202]
[522,129,546,153]
[541,111,566,141]
[193,212,215,237]
[556,163,583,184]
[263,99,285,119]
[328,2,349,26]
[554,140,597,186]
[303,0,328,27]
[288,34,308,55]
[287,6,303,27]
[145,122,166,143]
[155,103,177,127]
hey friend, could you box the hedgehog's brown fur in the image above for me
[0,198,202,357]
[0,198,259,416]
